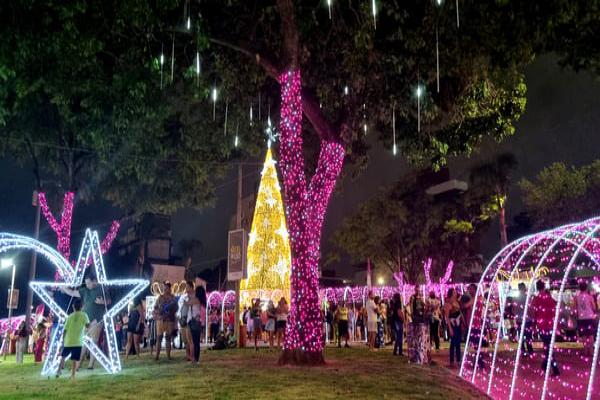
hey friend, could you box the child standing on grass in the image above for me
[58,300,89,380]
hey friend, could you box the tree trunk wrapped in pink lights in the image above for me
[278,70,345,365]
[38,192,120,276]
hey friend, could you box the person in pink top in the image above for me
[531,280,559,376]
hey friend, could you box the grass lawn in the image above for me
[0,348,486,399]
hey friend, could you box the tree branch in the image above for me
[208,38,279,79]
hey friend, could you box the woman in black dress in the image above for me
[125,298,145,359]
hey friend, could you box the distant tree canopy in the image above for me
[519,160,600,229]
[329,171,499,283]
[0,0,262,213]
[0,0,597,214]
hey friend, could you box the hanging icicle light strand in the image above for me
[170,35,175,84]
[436,24,440,93]
[372,0,377,30]
[187,16,191,30]
[417,85,422,132]
[327,0,332,20]
[392,104,397,156]
[456,0,460,27]
[224,99,229,136]
[195,52,201,87]
[212,86,217,120]
[159,45,164,90]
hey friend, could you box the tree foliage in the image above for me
[0,0,261,213]
[519,160,600,229]
[329,172,499,283]
[0,1,597,213]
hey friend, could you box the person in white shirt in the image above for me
[574,281,598,356]
[366,291,378,351]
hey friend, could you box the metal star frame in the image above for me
[0,229,147,375]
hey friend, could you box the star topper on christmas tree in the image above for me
[0,229,147,376]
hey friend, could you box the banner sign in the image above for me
[228,229,246,281]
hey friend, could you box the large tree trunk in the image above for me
[277,70,345,365]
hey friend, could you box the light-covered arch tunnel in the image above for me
[460,217,600,400]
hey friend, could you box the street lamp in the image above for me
[1,258,16,360]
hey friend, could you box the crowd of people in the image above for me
[320,280,600,371]
[3,274,599,380]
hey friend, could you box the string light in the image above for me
[186,16,191,30]
[224,99,229,136]
[160,46,164,89]
[327,0,332,19]
[170,35,175,83]
[0,230,148,375]
[458,217,600,400]
[195,52,201,87]
[371,0,377,29]
[416,85,423,132]
[38,192,120,274]
[456,0,460,27]
[392,104,397,156]
[278,70,344,358]
[343,85,349,96]
[212,86,217,120]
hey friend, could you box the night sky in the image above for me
[1,55,599,317]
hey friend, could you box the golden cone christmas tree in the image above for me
[240,148,291,307]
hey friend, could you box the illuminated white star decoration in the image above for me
[9,229,149,376]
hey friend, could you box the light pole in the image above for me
[1,258,16,360]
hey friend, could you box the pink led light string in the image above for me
[458,217,600,400]
[38,192,120,278]
[278,70,345,360]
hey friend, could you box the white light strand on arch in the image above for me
[0,230,149,376]
[458,217,600,400]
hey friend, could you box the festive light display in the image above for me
[8,229,148,376]
[278,70,345,361]
[423,258,454,297]
[240,148,291,308]
[38,192,120,271]
[460,217,600,400]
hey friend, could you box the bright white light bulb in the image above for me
[363,123,367,135]
[416,86,423,98]
[187,16,191,30]
[344,86,349,95]
[234,135,239,148]
[160,53,164,66]
[195,52,200,75]
[212,87,217,102]
[393,143,397,156]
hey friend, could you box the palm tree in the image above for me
[470,153,518,247]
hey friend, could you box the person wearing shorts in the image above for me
[154,282,178,361]
[275,297,289,348]
[58,300,89,379]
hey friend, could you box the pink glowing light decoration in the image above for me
[38,192,120,277]
[460,217,600,400]
[278,70,345,358]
